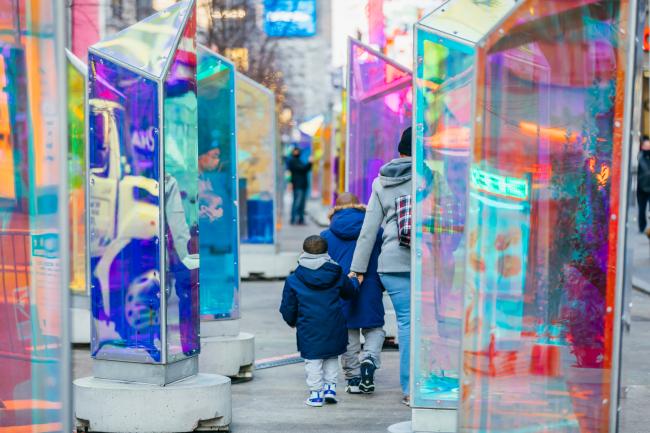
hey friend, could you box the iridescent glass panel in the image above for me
[67,51,87,295]
[236,74,276,245]
[347,39,412,203]
[0,0,69,430]
[88,53,162,363]
[459,2,633,432]
[163,12,200,361]
[412,29,474,410]
[198,47,239,320]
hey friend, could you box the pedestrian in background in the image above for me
[349,127,413,406]
[287,147,312,225]
[638,135,650,234]
[321,192,385,395]
[279,235,360,407]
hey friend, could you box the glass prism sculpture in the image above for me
[87,0,199,364]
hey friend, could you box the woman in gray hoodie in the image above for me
[350,127,412,405]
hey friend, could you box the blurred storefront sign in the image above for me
[263,0,317,37]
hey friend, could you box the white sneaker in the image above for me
[305,390,324,407]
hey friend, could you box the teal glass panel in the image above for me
[412,27,475,410]
[0,0,70,430]
[347,39,412,203]
[236,74,276,245]
[163,8,200,362]
[66,50,87,295]
[459,1,633,432]
[91,1,192,79]
[197,46,239,320]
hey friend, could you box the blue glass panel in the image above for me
[197,46,239,320]
[0,0,69,430]
[412,28,474,410]
[164,10,200,362]
[88,52,162,363]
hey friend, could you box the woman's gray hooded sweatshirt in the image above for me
[351,157,411,274]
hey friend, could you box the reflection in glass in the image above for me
[88,0,197,365]
[412,28,474,409]
[67,50,87,295]
[88,54,162,363]
[164,9,200,362]
[236,73,276,245]
[347,39,412,204]
[459,2,633,432]
[0,1,69,430]
[198,46,239,320]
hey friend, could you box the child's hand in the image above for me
[349,272,364,285]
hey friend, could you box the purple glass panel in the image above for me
[347,39,412,203]
[88,52,162,363]
[164,12,200,361]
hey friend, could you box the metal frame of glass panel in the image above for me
[66,49,88,297]
[441,1,638,432]
[410,1,521,416]
[346,38,412,204]
[235,72,278,248]
[197,45,240,321]
[87,0,199,365]
[0,1,71,431]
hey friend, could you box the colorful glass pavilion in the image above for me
[0,0,71,431]
[87,0,200,373]
[197,45,240,321]
[236,72,277,246]
[346,38,412,204]
[431,1,637,432]
[411,2,517,430]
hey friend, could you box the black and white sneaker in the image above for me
[345,377,362,394]
[359,359,376,394]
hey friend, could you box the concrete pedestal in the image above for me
[71,294,91,344]
[413,408,456,433]
[240,245,297,279]
[74,373,231,433]
[200,320,255,379]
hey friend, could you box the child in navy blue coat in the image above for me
[280,235,360,407]
[321,192,385,395]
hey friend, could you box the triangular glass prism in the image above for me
[91,0,192,79]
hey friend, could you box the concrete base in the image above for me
[93,357,198,386]
[388,409,457,433]
[74,373,231,432]
[383,292,398,341]
[71,294,91,344]
[72,306,91,344]
[200,332,255,379]
[388,421,412,433]
[411,408,457,433]
[240,246,298,279]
